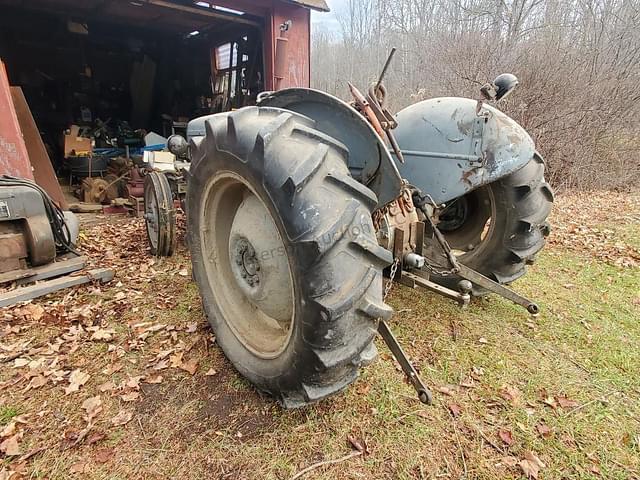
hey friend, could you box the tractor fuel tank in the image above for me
[394,97,535,205]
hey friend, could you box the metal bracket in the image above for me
[400,270,471,308]
[454,263,540,314]
[378,320,433,405]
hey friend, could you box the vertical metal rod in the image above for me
[375,47,397,91]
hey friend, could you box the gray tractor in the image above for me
[155,59,553,407]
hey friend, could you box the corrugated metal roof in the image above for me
[286,0,330,12]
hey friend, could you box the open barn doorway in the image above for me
[0,0,265,170]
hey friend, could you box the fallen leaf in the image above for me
[13,358,29,368]
[185,323,198,333]
[1,422,17,438]
[0,434,21,456]
[102,363,123,375]
[536,423,552,438]
[437,385,456,396]
[556,396,579,409]
[120,391,140,402]
[179,358,199,375]
[169,352,184,368]
[144,374,163,384]
[125,376,144,390]
[500,385,522,406]
[347,434,368,454]
[27,375,48,390]
[448,403,462,417]
[90,329,114,341]
[94,447,114,463]
[499,429,515,446]
[82,396,103,420]
[519,451,546,479]
[98,381,116,392]
[70,462,88,474]
[111,410,133,426]
[86,432,106,446]
[65,369,90,395]
[501,456,519,467]
[18,304,45,321]
[153,359,170,371]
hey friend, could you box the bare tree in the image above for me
[312,0,640,189]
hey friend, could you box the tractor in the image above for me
[144,48,553,407]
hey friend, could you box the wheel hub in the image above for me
[231,237,260,287]
[227,194,293,323]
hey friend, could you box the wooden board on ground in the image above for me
[15,255,87,285]
[0,255,87,285]
[68,202,104,213]
[0,268,114,308]
[0,268,35,284]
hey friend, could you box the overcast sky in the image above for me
[311,0,344,34]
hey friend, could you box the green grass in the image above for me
[0,406,19,426]
[2,198,639,479]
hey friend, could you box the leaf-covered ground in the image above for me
[1,191,639,480]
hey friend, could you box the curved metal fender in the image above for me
[394,97,535,204]
[258,88,403,207]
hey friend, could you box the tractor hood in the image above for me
[394,97,535,204]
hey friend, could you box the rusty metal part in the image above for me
[400,270,471,307]
[378,319,433,405]
[0,229,28,273]
[376,218,434,405]
[375,186,421,258]
[365,84,405,164]
[348,82,386,137]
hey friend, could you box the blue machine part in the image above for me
[394,97,535,205]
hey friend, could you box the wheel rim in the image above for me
[438,186,496,259]
[199,171,295,359]
[144,182,160,250]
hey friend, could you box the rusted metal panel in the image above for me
[10,87,68,209]
[0,61,33,180]
[271,3,311,89]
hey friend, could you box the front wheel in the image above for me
[144,171,176,257]
[186,107,392,407]
[430,154,554,293]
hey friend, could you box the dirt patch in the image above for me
[137,364,276,441]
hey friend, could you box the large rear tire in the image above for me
[186,107,392,407]
[431,154,554,293]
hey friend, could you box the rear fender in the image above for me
[394,97,535,204]
[257,88,403,208]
